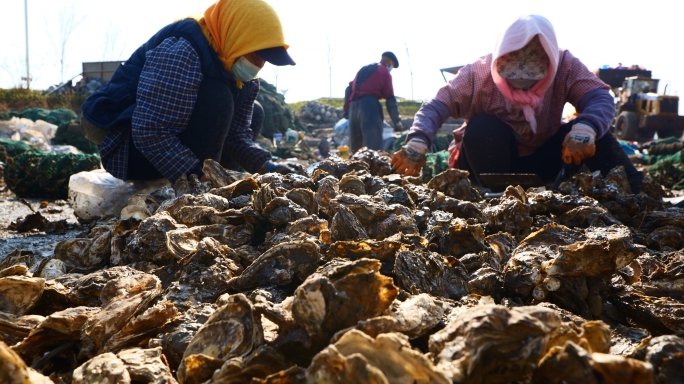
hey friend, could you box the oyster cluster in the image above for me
[1,152,684,383]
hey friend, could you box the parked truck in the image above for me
[596,68,684,141]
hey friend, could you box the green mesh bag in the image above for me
[4,150,102,198]
[0,138,35,159]
[0,111,22,121]
[422,150,451,183]
[19,108,78,126]
[51,120,99,154]
[647,150,684,190]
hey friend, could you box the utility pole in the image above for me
[22,0,31,89]
[327,38,332,101]
[404,40,413,101]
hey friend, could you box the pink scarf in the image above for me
[491,15,559,133]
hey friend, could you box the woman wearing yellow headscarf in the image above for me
[81,0,296,183]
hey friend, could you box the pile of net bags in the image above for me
[0,108,98,154]
[0,139,101,198]
[642,137,684,190]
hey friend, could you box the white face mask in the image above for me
[386,65,393,72]
[232,56,262,81]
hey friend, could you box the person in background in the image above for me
[80,0,295,183]
[343,52,403,153]
[616,62,626,69]
[392,15,644,193]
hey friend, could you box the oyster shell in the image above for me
[427,169,481,201]
[286,188,318,215]
[0,248,35,271]
[177,294,263,383]
[117,347,178,384]
[204,346,292,384]
[0,312,44,346]
[429,305,561,383]
[309,330,449,384]
[611,285,684,335]
[127,212,185,265]
[166,223,253,260]
[0,340,54,384]
[314,177,339,217]
[482,185,532,239]
[13,306,100,361]
[228,240,321,292]
[72,352,132,384]
[209,177,259,201]
[0,275,45,316]
[334,293,445,340]
[338,173,366,196]
[633,335,684,384]
[350,148,392,176]
[203,158,249,187]
[306,344,387,384]
[330,204,368,241]
[532,341,654,384]
[291,258,398,341]
[80,273,162,358]
[394,248,468,300]
[54,225,112,271]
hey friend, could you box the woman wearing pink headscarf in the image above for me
[392,15,643,193]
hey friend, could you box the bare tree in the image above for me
[404,40,414,100]
[0,54,26,89]
[48,3,85,84]
[102,23,126,61]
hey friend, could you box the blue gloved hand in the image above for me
[261,161,295,175]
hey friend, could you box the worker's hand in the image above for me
[392,139,427,176]
[562,123,596,165]
[394,120,404,131]
[260,161,295,175]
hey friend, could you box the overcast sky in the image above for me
[1,0,683,107]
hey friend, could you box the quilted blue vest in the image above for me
[82,18,253,129]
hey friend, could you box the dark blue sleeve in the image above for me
[573,88,615,139]
[223,81,271,173]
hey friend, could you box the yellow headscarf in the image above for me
[190,0,288,84]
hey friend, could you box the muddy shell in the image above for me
[429,305,561,384]
[291,258,398,341]
[533,341,654,384]
[177,293,263,383]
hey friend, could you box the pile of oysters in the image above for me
[1,148,683,383]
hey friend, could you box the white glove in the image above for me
[405,139,428,160]
[562,123,596,165]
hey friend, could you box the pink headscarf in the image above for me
[491,15,559,133]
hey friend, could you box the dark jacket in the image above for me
[82,18,254,130]
[343,63,400,124]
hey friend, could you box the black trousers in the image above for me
[127,80,236,180]
[349,95,384,153]
[457,114,644,192]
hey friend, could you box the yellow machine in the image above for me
[596,69,684,141]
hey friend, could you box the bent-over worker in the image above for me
[81,0,295,183]
[344,51,403,153]
[392,15,644,193]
